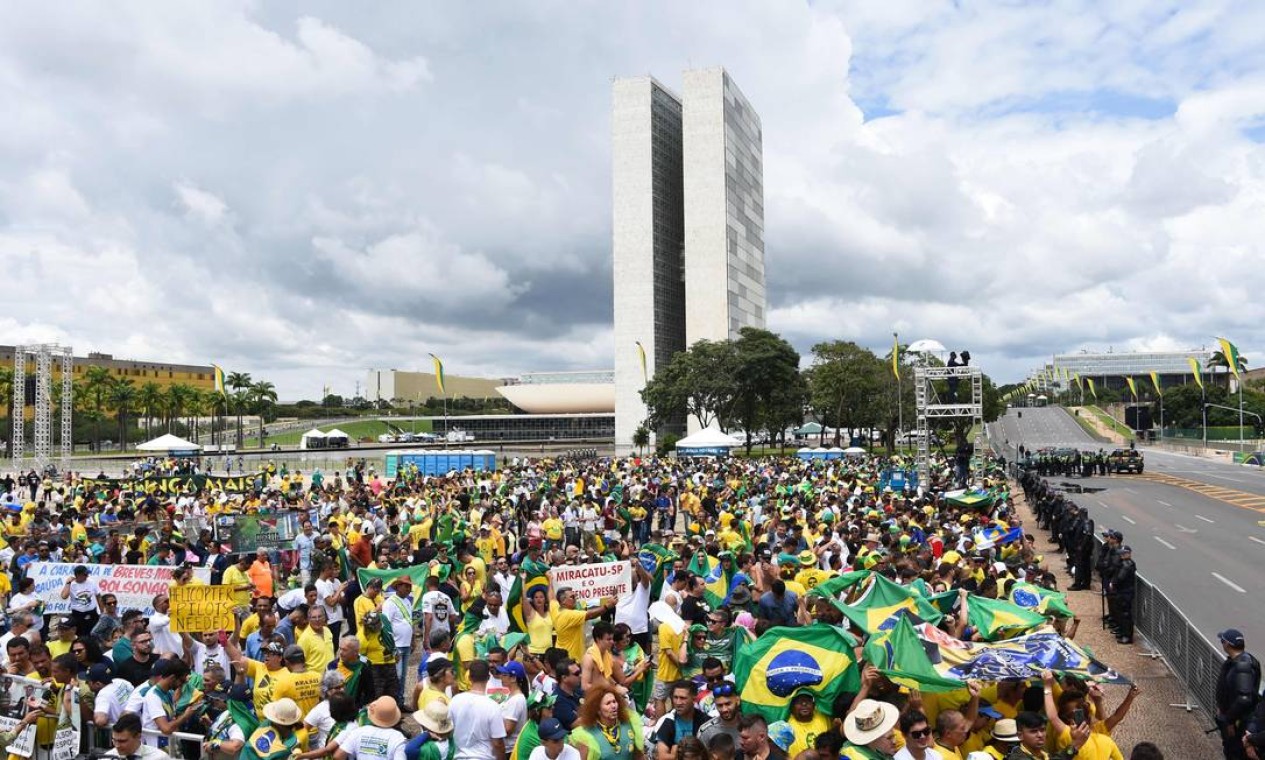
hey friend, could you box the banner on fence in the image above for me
[213,512,304,552]
[548,561,632,606]
[28,562,212,615]
[170,584,237,633]
[0,673,48,759]
[80,473,259,495]
[51,727,78,760]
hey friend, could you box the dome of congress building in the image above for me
[496,370,615,414]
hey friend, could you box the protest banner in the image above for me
[169,584,237,633]
[80,473,259,495]
[548,561,632,606]
[0,673,47,759]
[0,718,35,758]
[213,511,304,552]
[28,562,212,616]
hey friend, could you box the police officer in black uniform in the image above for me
[1215,628,1261,760]
[1107,545,1136,643]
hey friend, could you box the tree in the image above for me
[805,341,886,446]
[322,394,345,408]
[227,372,252,447]
[82,366,115,451]
[1209,349,1249,375]
[765,370,809,451]
[248,380,278,445]
[731,328,802,452]
[640,339,739,432]
[632,424,650,454]
[163,383,195,434]
[109,379,137,449]
[137,382,163,437]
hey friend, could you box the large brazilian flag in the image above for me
[967,595,1047,641]
[688,551,731,607]
[831,574,943,635]
[1008,582,1073,619]
[733,623,860,721]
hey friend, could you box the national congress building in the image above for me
[612,67,767,451]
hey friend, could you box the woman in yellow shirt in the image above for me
[522,587,554,655]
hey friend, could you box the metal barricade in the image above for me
[1092,535,1224,718]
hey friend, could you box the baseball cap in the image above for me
[283,644,306,663]
[538,718,568,741]
[86,663,114,683]
[496,661,527,681]
[263,642,286,657]
[1219,629,1246,648]
[1120,545,1132,553]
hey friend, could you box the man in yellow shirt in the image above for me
[549,586,614,662]
[787,691,832,756]
[298,607,334,674]
[653,609,687,717]
[541,512,564,550]
[271,645,323,716]
[222,554,254,609]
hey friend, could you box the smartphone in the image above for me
[1072,708,1087,725]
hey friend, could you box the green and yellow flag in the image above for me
[1189,357,1204,389]
[1009,582,1073,619]
[1149,371,1163,397]
[1086,378,1098,399]
[891,333,900,381]
[967,595,1047,641]
[635,341,648,384]
[212,365,226,396]
[829,574,943,634]
[1072,373,1082,389]
[863,616,966,693]
[688,551,730,607]
[429,353,446,394]
[1217,337,1243,378]
[734,623,860,721]
[1125,376,1138,400]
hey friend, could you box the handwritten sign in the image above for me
[170,584,237,633]
[51,727,78,760]
[28,562,212,616]
[548,561,632,606]
[0,718,35,758]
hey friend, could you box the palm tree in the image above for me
[82,366,115,452]
[1208,350,1249,375]
[137,382,163,436]
[109,379,137,450]
[163,383,195,434]
[248,380,278,446]
[185,389,212,442]
[227,372,252,447]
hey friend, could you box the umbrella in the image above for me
[906,339,946,354]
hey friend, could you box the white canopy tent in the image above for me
[136,433,201,453]
[299,429,328,450]
[324,429,351,448]
[675,428,741,456]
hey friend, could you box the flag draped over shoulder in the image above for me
[831,574,943,634]
[733,623,860,721]
[1217,337,1243,378]
[1008,582,1073,619]
[637,543,677,599]
[688,551,730,607]
[967,595,1048,641]
[507,575,549,634]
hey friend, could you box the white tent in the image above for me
[675,428,741,449]
[136,433,201,453]
[324,428,351,448]
[299,429,328,450]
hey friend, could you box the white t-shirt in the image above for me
[316,578,345,624]
[335,724,407,760]
[421,591,453,635]
[382,594,413,649]
[106,746,168,760]
[477,605,509,638]
[894,748,943,760]
[95,679,135,725]
[148,615,183,657]
[190,642,230,678]
[140,686,173,747]
[528,745,580,760]
[277,587,307,612]
[449,690,507,760]
[305,700,336,748]
[500,693,527,749]
[123,682,150,715]
[615,580,650,635]
[66,578,101,612]
[7,594,42,631]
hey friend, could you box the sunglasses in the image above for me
[712,683,736,697]
[909,729,931,739]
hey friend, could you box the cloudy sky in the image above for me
[3,1,1264,399]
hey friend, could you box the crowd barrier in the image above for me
[1088,538,1224,719]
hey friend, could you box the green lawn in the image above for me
[1085,406,1135,441]
[265,418,432,446]
[1069,411,1110,442]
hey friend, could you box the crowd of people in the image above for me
[0,449,1183,760]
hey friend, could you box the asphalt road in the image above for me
[990,407,1265,651]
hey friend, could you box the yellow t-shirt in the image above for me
[418,687,449,711]
[526,610,554,655]
[240,614,263,640]
[454,634,476,692]
[243,659,286,716]
[656,622,684,683]
[795,568,833,591]
[783,579,807,597]
[1053,724,1122,759]
[272,668,322,716]
[933,742,964,760]
[407,523,427,549]
[47,640,73,658]
[222,565,252,608]
[550,601,587,662]
[788,713,832,756]
[542,519,564,540]
[354,594,382,624]
[298,626,334,674]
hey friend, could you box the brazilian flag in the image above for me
[967,595,1047,641]
[807,569,871,600]
[945,489,995,509]
[507,574,549,634]
[733,623,860,721]
[830,574,942,634]
[688,551,730,608]
[637,543,677,599]
[863,616,966,693]
[1008,582,1073,619]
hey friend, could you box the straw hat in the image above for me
[843,699,899,745]
[412,701,453,734]
[262,698,303,727]
[367,696,402,728]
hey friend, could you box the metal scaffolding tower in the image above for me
[914,364,983,485]
[9,343,73,473]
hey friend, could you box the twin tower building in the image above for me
[612,67,767,452]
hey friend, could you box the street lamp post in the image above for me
[1205,403,1262,453]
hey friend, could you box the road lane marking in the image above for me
[1121,515,1136,524]
[1212,572,1247,593]
[1175,524,1198,533]
[1097,501,1109,508]
[1154,536,1177,550]
[1157,500,1172,507]
[1249,536,1265,547]
[1122,487,1137,493]
[1195,515,1215,523]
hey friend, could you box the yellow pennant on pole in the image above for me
[428,353,446,395]
[1149,371,1163,397]
[1086,378,1098,399]
[891,333,900,381]
[1125,377,1138,400]
[635,341,647,385]
[1189,357,1204,389]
